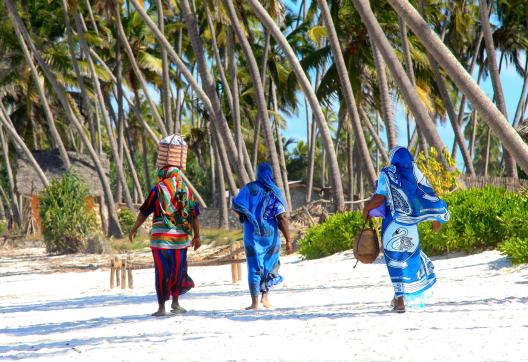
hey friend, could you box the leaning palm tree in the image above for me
[350,0,447,163]
[4,0,123,237]
[317,0,376,187]
[247,0,345,211]
[386,0,528,174]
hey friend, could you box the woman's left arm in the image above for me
[277,214,293,255]
[362,195,386,221]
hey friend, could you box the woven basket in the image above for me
[156,134,188,171]
[353,227,380,264]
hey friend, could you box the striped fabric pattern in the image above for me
[151,247,194,304]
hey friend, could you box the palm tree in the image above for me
[247,0,345,211]
[478,0,515,178]
[350,0,447,164]
[5,0,123,237]
[222,0,286,198]
[317,0,376,188]
[386,0,528,175]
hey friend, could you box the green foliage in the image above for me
[416,147,460,196]
[299,187,528,264]
[498,238,528,265]
[298,211,372,259]
[419,187,528,262]
[39,171,96,254]
[0,220,6,235]
[118,208,136,235]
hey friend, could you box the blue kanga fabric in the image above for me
[374,147,448,298]
[232,163,286,297]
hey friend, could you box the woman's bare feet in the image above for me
[245,296,259,310]
[261,292,271,308]
[392,296,405,313]
[152,303,167,317]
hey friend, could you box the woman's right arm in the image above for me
[129,188,156,242]
[362,195,386,221]
[129,213,147,242]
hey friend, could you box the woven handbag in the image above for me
[156,134,188,171]
[353,220,380,266]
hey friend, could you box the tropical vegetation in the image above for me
[0,0,526,247]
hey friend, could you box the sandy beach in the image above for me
[0,249,527,361]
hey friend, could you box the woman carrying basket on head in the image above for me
[129,135,201,316]
[362,147,449,313]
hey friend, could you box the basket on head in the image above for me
[156,134,188,171]
[353,227,380,264]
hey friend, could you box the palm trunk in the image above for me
[369,37,397,149]
[61,0,97,150]
[271,81,292,210]
[452,31,483,159]
[469,110,478,160]
[5,0,123,237]
[347,129,354,208]
[484,127,491,177]
[306,67,321,204]
[359,108,390,164]
[479,0,516,177]
[73,11,135,210]
[0,126,21,226]
[156,0,172,132]
[513,58,528,128]
[212,135,229,229]
[351,0,446,163]
[386,0,528,174]
[248,0,345,211]
[226,27,244,180]
[114,5,168,137]
[252,30,271,173]
[17,3,71,169]
[318,0,376,188]
[180,0,251,185]
[0,104,49,187]
[129,0,249,185]
[224,0,283,193]
[425,48,475,175]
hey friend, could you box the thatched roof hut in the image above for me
[16,150,109,197]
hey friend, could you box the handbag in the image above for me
[353,220,380,267]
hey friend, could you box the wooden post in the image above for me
[230,243,238,283]
[110,258,115,289]
[127,256,134,289]
[115,256,121,287]
[121,258,127,289]
[235,242,242,282]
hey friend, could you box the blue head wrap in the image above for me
[232,162,286,236]
[256,163,286,208]
[382,147,450,225]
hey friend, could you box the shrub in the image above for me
[415,147,460,196]
[118,208,136,235]
[419,187,528,260]
[298,211,372,260]
[298,186,528,263]
[498,238,528,264]
[39,171,96,254]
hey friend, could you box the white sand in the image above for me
[0,249,527,361]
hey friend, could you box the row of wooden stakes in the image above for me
[110,256,134,289]
[109,242,245,289]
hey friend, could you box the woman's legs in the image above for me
[151,248,170,316]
